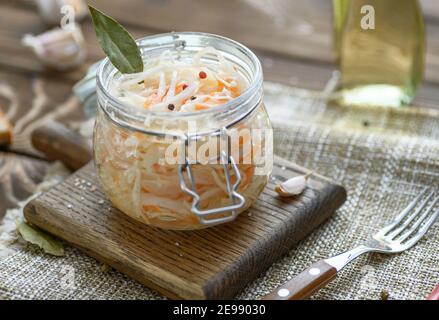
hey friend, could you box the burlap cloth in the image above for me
[1,82,438,300]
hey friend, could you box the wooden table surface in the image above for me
[1,0,439,216]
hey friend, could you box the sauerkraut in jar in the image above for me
[94,32,272,230]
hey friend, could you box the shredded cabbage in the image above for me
[94,47,269,230]
[112,47,246,112]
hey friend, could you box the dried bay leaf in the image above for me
[89,5,143,74]
[16,220,64,257]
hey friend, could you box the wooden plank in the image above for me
[412,83,439,109]
[85,0,331,70]
[87,0,439,85]
[7,0,439,23]
[0,69,84,157]
[1,2,438,108]
[259,51,439,109]
[1,1,439,85]
[0,68,82,216]
[0,5,99,81]
[1,0,34,10]
[0,2,331,87]
[422,0,439,21]
[0,5,153,81]
[0,0,436,141]
[24,157,346,299]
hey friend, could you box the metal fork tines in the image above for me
[325,187,439,271]
[373,187,439,251]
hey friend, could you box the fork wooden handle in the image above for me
[262,260,337,300]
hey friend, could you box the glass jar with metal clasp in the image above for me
[94,32,273,230]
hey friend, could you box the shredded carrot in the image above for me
[217,80,225,91]
[134,132,144,139]
[239,132,251,146]
[245,166,255,178]
[175,83,187,94]
[195,104,209,111]
[241,166,255,188]
[230,86,240,98]
[143,93,159,108]
[142,205,161,212]
[114,47,246,113]
[152,163,175,174]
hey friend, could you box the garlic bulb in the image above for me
[35,0,88,26]
[22,26,86,71]
[275,172,312,197]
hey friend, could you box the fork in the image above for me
[263,187,439,300]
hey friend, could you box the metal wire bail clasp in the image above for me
[177,129,246,226]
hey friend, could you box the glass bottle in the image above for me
[333,0,425,107]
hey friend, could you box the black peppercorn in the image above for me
[168,104,175,111]
[190,96,196,100]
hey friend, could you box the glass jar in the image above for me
[94,32,272,230]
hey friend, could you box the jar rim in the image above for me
[96,31,263,120]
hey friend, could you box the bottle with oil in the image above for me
[332,0,425,107]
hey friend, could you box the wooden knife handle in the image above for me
[427,284,439,300]
[262,260,337,300]
[31,121,92,171]
[0,109,13,147]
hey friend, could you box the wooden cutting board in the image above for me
[24,156,346,299]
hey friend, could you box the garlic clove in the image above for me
[275,172,312,197]
[35,0,88,26]
[22,26,86,71]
